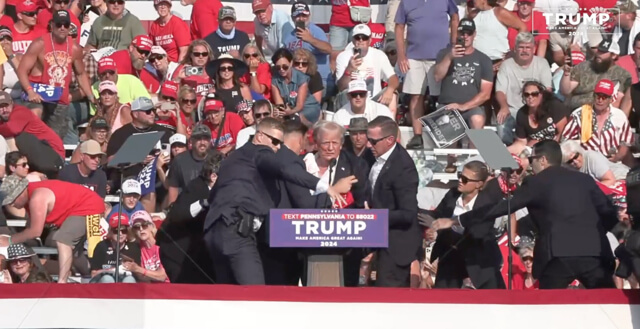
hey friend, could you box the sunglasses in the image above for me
[8,258,29,264]
[353,35,369,41]
[594,93,611,101]
[566,153,579,164]
[528,155,541,163]
[149,55,164,63]
[350,91,367,99]
[55,22,70,29]
[244,53,259,59]
[108,0,125,4]
[522,256,533,262]
[111,227,128,234]
[219,66,234,72]
[136,48,150,56]
[367,135,390,146]
[14,162,28,168]
[293,61,308,67]
[255,112,270,118]
[181,98,197,104]
[21,11,37,16]
[457,172,483,184]
[100,70,116,76]
[260,130,282,146]
[133,222,150,230]
[275,64,289,71]
[55,0,70,4]
[386,49,397,56]
[192,51,209,58]
[86,154,102,160]
[523,91,540,98]
[161,96,176,102]
[0,36,12,42]
[140,109,155,115]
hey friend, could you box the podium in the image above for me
[269,209,389,287]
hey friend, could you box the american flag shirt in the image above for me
[562,105,633,157]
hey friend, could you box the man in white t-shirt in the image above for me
[333,80,394,127]
[335,24,399,110]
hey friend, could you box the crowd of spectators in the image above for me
[0,0,635,289]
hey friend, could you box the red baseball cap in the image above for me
[518,0,535,3]
[160,81,178,99]
[594,79,614,96]
[17,0,37,13]
[153,0,171,5]
[252,0,271,13]
[109,212,130,228]
[98,57,117,74]
[131,35,153,52]
[204,99,225,113]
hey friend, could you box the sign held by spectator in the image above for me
[419,108,468,148]
[269,209,388,248]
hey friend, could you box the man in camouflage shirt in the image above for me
[560,38,631,110]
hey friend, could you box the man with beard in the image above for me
[166,124,213,205]
[560,38,631,110]
[106,34,153,78]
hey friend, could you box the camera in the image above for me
[456,36,465,48]
[185,66,203,76]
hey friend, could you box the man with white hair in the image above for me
[332,80,393,128]
[560,139,628,185]
[495,32,552,144]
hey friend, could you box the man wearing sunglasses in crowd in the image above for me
[17,10,95,140]
[335,24,399,113]
[84,0,146,51]
[139,46,180,95]
[105,34,153,78]
[36,0,81,33]
[236,99,273,149]
[10,0,46,55]
[562,79,633,165]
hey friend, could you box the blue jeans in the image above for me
[63,101,90,145]
[329,26,353,51]
[495,115,516,145]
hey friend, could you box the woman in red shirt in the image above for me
[155,81,189,135]
[513,237,539,290]
[123,210,169,283]
[177,85,197,137]
[202,95,244,155]
[148,0,191,62]
[173,40,215,105]
[239,43,272,101]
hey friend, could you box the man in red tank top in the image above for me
[16,10,95,139]
[0,175,105,283]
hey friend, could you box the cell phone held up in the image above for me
[295,21,305,32]
[185,66,204,77]
[456,36,465,48]
[353,47,362,58]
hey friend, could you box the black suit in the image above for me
[460,166,618,289]
[157,176,216,284]
[203,142,323,285]
[367,144,421,287]
[428,179,505,289]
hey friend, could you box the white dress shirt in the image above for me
[452,194,478,234]
[303,153,338,194]
[369,144,396,195]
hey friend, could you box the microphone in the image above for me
[323,158,338,209]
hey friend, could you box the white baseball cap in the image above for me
[352,24,371,38]
[122,179,142,195]
[348,80,368,93]
[169,133,187,146]
[150,46,167,56]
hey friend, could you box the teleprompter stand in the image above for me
[466,129,519,290]
[107,131,164,282]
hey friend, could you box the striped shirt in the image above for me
[562,105,633,157]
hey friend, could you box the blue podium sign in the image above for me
[269,209,389,248]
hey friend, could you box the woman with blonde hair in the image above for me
[173,40,215,104]
[123,210,169,283]
[293,48,324,103]
[177,85,197,136]
[96,80,131,134]
[239,43,272,100]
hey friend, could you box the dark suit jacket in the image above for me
[157,176,215,283]
[367,143,421,266]
[205,142,321,231]
[460,166,618,278]
[428,179,505,287]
